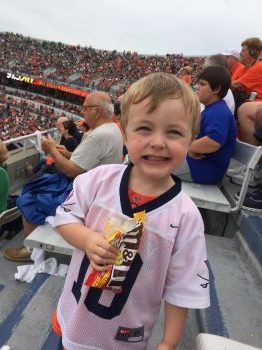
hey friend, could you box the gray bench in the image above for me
[0,207,21,227]
[24,223,73,255]
[182,140,262,213]
[195,333,261,350]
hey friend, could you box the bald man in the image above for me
[4,92,124,262]
[56,116,69,134]
[41,91,123,178]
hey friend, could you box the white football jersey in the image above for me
[55,164,210,350]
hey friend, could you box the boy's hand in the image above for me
[84,229,118,272]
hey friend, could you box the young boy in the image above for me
[174,65,237,184]
[53,73,210,350]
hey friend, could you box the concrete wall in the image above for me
[6,147,40,193]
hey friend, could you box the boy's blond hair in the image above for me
[0,139,9,163]
[121,72,200,137]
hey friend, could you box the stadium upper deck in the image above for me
[0,32,204,95]
[0,87,83,140]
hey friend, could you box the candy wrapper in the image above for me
[85,211,145,293]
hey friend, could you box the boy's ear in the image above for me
[213,86,221,96]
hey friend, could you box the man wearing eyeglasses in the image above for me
[4,91,123,262]
[40,91,123,178]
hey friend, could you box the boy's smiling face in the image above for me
[124,97,193,184]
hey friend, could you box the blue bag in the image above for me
[17,173,73,225]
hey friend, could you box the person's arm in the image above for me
[55,173,117,271]
[232,63,262,92]
[156,303,187,350]
[41,134,84,178]
[189,136,221,156]
[231,80,245,91]
[57,223,118,271]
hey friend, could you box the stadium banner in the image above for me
[6,72,88,97]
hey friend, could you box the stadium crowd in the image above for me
[0,87,83,140]
[0,32,206,139]
[0,32,204,93]
[0,33,261,145]
[0,30,261,350]
[2,87,83,115]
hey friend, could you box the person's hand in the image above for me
[41,134,57,154]
[188,151,205,159]
[56,144,69,157]
[56,144,66,152]
[84,229,118,272]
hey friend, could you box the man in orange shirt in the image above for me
[221,48,244,79]
[231,37,262,104]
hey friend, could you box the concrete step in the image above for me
[0,232,66,349]
[1,229,195,349]
[0,274,64,349]
[0,272,198,350]
[0,231,29,325]
[238,214,262,269]
[199,234,262,348]
[1,217,261,349]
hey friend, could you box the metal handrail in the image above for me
[3,128,57,146]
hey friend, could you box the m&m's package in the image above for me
[85,211,145,293]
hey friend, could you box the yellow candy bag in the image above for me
[85,211,145,293]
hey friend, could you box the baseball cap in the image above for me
[221,48,240,60]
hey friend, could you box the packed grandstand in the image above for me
[0,32,262,350]
[0,32,206,140]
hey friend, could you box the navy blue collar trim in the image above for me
[120,163,182,217]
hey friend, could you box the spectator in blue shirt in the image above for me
[173,66,237,184]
